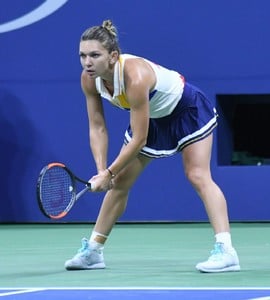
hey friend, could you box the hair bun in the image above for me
[102,19,117,37]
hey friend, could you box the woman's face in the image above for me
[79,40,112,78]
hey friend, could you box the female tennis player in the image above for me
[64,20,240,273]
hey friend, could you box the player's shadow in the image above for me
[0,89,47,222]
[0,269,66,280]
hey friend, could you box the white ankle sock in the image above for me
[215,232,232,248]
[89,240,104,250]
[89,231,108,250]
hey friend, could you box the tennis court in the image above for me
[1,223,270,299]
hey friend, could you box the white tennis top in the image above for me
[95,54,185,118]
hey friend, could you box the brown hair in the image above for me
[80,20,121,53]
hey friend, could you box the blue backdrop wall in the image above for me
[0,0,269,222]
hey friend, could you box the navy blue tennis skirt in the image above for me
[124,82,218,158]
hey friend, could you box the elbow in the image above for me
[130,135,147,151]
[90,124,107,135]
[135,136,147,150]
[141,137,147,148]
[90,126,107,143]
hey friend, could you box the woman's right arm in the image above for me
[81,70,108,174]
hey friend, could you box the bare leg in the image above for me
[65,136,239,272]
[181,134,240,272]
[93,150,152,240]
[181,134,230,234]
[65,152,152,270]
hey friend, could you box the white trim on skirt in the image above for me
[124,114,218,158]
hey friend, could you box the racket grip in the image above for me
[89,181,95,190]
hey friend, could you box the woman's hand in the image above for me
[89,169,113,192]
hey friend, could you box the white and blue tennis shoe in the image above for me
[196,242,240,273]
[65,238,105,270]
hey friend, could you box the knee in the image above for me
[112,171,133,193]
[185,168,209,188]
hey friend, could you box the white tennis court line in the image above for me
[0,287,270,300]
[1,287,270,291]
[0,288,45,297]
[249,298,270,300]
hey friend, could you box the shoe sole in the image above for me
[196,264,241,273]
[65,262,106,271]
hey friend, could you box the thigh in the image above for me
[113,146,152,190]
[182,134,213,173]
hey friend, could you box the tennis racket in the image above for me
[37,162,93,219]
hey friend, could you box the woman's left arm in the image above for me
[107,58,156,176]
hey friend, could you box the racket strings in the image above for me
[40,167,74,217]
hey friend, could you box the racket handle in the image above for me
[76,185,91,200]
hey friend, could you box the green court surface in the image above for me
[0,223,269,288]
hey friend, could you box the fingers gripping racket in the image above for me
[37,162,92,219]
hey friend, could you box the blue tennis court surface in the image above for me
[1,288,270,300]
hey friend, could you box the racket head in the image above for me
[37,162,76,219]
